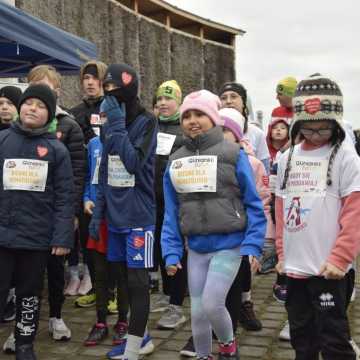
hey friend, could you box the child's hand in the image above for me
[51,247,70,256]
[166,263,182,277]
[84,200,95,215]
[249,256,260,273]
[319,262,345,280]
[276,261,284,274]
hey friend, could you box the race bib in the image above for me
[156,132,176,156]
[108,155,135,187]
[92,156,101,185]
[269,175,277,193]
[284,156,327,197]
[170,155,217,193]
[3,159,48,192]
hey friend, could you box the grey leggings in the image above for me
[188,247,242,358]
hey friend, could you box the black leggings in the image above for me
[0,247,48,346]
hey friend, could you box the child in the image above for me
[0,84,74,360]
[220,107,270,335]
[89,63,157,360]
[161,90,266,360]
[0,86,22,130]
[275,74,360,359]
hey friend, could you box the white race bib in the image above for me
[3,159,48,192]
[92,156,101,185]
[284,156,328,197]
[170,155,217,193]
[108,155,135,187]
[156,132,176,156]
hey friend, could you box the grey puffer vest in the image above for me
[169,126,247,236]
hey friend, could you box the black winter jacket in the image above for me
[0,121,75,250]
[56,107,85,216]
[70,97,103,145]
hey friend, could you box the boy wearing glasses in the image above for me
[275,74,360,359]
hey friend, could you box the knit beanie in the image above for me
[219,107,245,142]
[83,64,98,78]
[290,74,345,143]
[156,80,182,105]
[0,86,22,108]
[103,63,139,103]
[18,84,56,122]
[276,77,298,97]
[219,82,247,105]
[180,90,222,126]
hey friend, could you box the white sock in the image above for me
[69,265,80,279]
[124,334,143,360]
[242,291,251,303]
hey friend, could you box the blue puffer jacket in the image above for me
[0,121,75,251]
[161,145,266,267]
[93,110,158,228]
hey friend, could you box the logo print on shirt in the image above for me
[285,197,310,232]
[133,236,145,249]
[122,72,132,86]
[37,146,48,158]
[319,293,335,308]
[133,253,143,261]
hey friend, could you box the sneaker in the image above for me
[150,294,169,313]
[84,323,108,346]
[15,343,36,360]
[157,304,186,329]
[238,301,262,331]
[2,296,16,322]
[113,321,128,345]
[150,278,159,293]
[3,332,15,354]
[75,292,96,308]
[64,277,80,296]
[218,340,239,360]
[273,284,287,304]
[49,318,71,341]
[108,298,119,314]
[106,333,155,359]
[78,275,93,296]
[350,338,360,359]
[258,251,277,274]
[179,336,196,357]
[279,321,290,341]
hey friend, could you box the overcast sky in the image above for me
[165,0,360,129]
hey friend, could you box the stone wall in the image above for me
[15,0,236,109]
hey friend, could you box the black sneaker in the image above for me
[238,301,262,331]
[16,344,37,360]
[180,336,196,357]
[2,296,15,322]
[84,323,108,346]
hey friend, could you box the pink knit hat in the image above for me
[180,90,223,126]
[219,107,245,142]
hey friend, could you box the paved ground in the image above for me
[1,271,359,360]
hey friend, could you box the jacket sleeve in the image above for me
[83,140,92,204]
[66,119,85,216]
[160,165,184,267]
[104,114,157,175]
[235,149,266,258]
[51,147,75,249]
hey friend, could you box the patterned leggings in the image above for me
[188,247,242,358]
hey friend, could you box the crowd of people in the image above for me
[0,60,359,360]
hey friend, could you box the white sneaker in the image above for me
[279,321,290,341]
[78,274,92,296]
[150,295,170,313]
[351,288,356,303]
[3,332,15,354]
[350,338,360,359]
[49,318,71,341]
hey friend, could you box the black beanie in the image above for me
[0,86,22,109]
[103,63,139,104]
[83,64,98,78]
[219,82,247,104]
[18,84,57,122]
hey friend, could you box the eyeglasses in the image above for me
[300,128,333,137]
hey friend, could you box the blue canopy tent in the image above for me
[0,2,97,77]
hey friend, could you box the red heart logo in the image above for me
[304,98,321,115]
[37,145,48,158]
[122,72,132,86]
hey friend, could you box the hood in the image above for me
[266,115,290,161]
